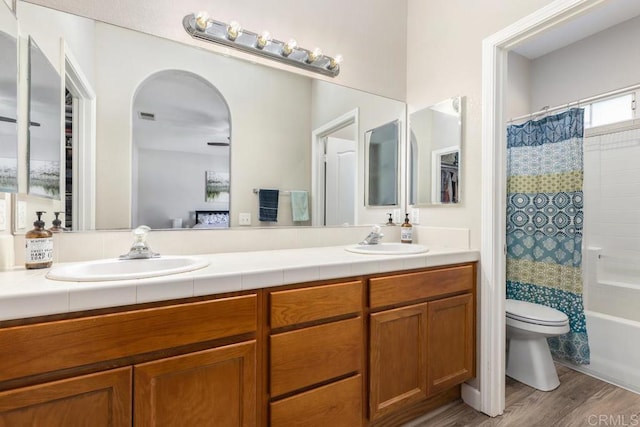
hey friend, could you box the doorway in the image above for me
[312,109,358,226]
[64,44,96,231]
[481,0,640,417]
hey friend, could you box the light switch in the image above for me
[0,202,6,231]
[393,209,401,224]
[17,201,27,229]
[239,213,251,226]
[411,208,420,225]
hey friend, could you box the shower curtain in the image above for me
[506,108,590,365]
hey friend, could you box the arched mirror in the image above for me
[132,70,231,229]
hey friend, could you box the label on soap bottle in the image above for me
[401,227,412,243]
[25,238,54,264]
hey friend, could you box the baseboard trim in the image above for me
[461,382,481,411]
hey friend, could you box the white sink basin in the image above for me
[46,256,210,282]
[345,243,429,255]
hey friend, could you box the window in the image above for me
[583,92,636,129]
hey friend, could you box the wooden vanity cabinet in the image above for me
[368,263,476,425]
[0,262,475,427]
[0,293,258,427]
[267,280,365,427]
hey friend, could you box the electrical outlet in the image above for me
[411,208,420,225]
[0,202,5,231]
[17,201,27,229]
[393,209,401,224]
[238,212,251,226]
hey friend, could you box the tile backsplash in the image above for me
[8,225,470,267]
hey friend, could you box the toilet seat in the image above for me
[506,299,568,327]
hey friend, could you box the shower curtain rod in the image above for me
[508,82,640,124]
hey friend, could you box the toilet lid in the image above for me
[505,299,569,326]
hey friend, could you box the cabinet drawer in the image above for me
[270,280,362,328]
[370,264,474,309]
[270,375,362,427]
[270,317,362,397]
[0,294,257,383]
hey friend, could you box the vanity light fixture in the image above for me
[183,12,342,77]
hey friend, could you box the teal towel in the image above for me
[290,191,309,222]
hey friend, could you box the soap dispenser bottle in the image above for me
[25,211,53,269]
[401,213,413,244]
[49,211,66,233]
[386,213,395,226]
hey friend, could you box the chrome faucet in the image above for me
[120,226,160,259]
[360,225,384,245]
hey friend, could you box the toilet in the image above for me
[505,299,570,391]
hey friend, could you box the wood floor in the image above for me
[406,365,640,426]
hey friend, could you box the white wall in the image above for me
[530,14,640,110]
[506,52,532,120]
[24,0,408,101]
[406,0,555,250]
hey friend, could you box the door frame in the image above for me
[63,41,96,231]
[480,0,607,416]
[311,108,359,226]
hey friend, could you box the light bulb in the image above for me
[328,54,343,70]
[257,31,271,49]
[306,47,323,63]
[195,11,210,31]
[282,39,297,56]
[226,20,242,41]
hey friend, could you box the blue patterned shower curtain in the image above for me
[506,108,590,365]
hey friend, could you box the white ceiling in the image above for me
[512,0,640,59]
[132,70,230,156]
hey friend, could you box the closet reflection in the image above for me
[409,96,462,206]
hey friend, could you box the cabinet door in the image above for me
[427,293,474,395]
[0,367,131,427]
[369,303,428,421]
[134,341,256,427]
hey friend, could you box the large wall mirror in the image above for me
[11,1,405,232]
[409,96,462,206]
[0,1,18,193]
[27,36,62,199]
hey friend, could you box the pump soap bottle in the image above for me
[401,213,413,244]
[25,211,53,269]
[49,211,66,232]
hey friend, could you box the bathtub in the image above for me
[569,248,640,393]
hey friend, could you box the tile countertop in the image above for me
[0,245,479,322]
